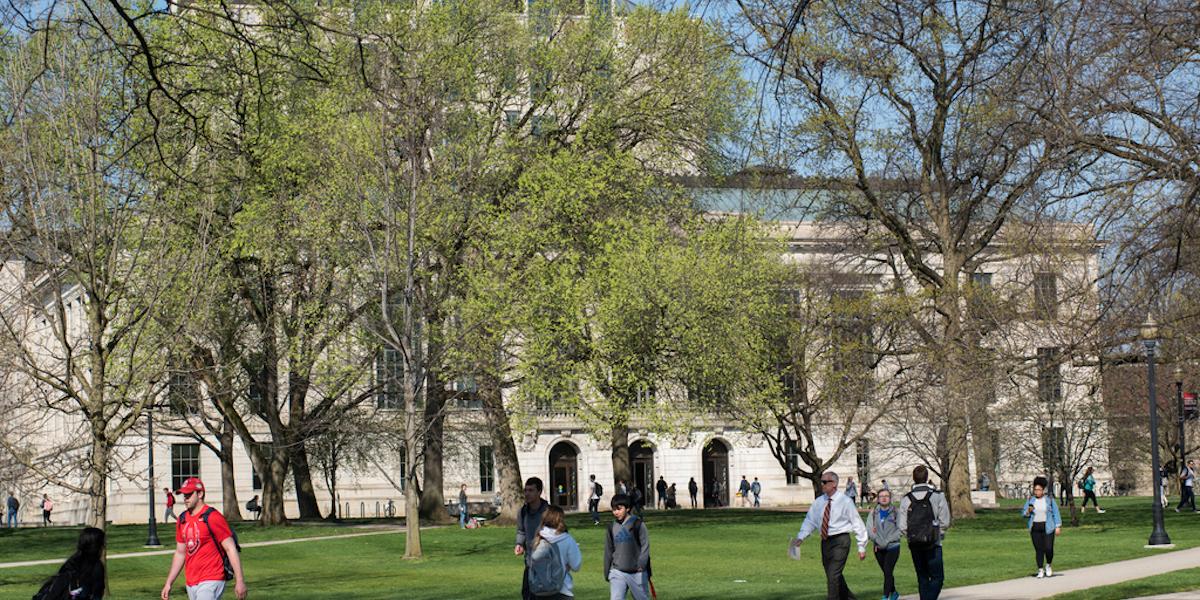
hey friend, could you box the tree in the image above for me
[0,6,188,528]
[730,0,1099,517]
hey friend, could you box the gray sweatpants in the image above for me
[186,580,225,600]
[608,568,648,600]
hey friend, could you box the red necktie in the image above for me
[820,498,831,540]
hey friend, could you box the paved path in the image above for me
[1129,593,1200,599]
[901,546,1200,599]
[0,527,404,569]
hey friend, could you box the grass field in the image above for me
[1,496,1197,599]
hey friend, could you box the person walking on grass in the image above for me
[161,477,247,600]
[33,527,106,600]
[41,494,53,526]
[6,491,18,528]
[588,474,603,525]
[845,478,858,507]
[790,471,868,600]
[604,494,652,600]
[899,465,950,600]
[751,477,762,508]
[515,477,549,600]
[1022,476,1062,579]
[1178,460,1196,513]
[458,484,470,529]
[868,489,902,600]
[529,505,582,599]
[738,476,751,507]
[688,477,698,509]
[1079,467,1104,514]
[164,488,177,523]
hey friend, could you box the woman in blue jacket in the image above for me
[1022,476,1062,579]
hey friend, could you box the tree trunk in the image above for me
[88,435,109,530]
[257,445,289,525]
[419,380,450,522]
[220,420,243,522]
[481,373,523,525]
[611,424,632,491]
[946,408,975,519]
[290,440,323,519]
[970,421,997,499]
[808,473,824,500]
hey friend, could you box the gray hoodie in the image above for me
[603,515,650,578]
[868,505,902,550]
[898,484,951,546]
[515,500,549,565]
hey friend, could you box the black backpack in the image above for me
[905,491,938,547]
[594,482,604,497]
[180,507,241,580]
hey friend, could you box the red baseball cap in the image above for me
[177,477,205,495]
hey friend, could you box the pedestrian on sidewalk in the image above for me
[1177,460,1196,513]
[688,477,698,509]
[790,471,868,600]
[41,494,53,526]
[1079,467,1104,513]
[868,489,902,600]
[738,476,751,507]
[161,477,248,600]
[33,526,106,600]
[588,474,602,525]
[1022,476,1062,579]
[164,488,177,523]
[656,476,668,510]
[751,477,762,508]
[899,465,951,600]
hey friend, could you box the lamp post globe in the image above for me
[1142,314,1172,547]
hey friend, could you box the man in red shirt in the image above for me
[164,487,176,523]
[161,478,247,600]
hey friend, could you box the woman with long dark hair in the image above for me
[34,527,106,600]
[1022,476,1062,579]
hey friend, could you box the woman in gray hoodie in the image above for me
[868,489,902,600]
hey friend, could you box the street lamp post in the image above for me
[145,406,162,548]
[1142,315,1172,547]
[1176,365,1186,471]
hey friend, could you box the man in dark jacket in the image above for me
[899,466,952,600]
[514,477,548,600]
[655,477,668,509]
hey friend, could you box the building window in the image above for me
[479,446,495,493]
[1034,272,1058,320]
[453,376,482,409]
[171,444,201,491]
[968,272,995,323]
[1042,426,1066,478]
[168,368,199,415]
[785,440,801,485]
[856,439,870,486]
[375,348,403,410]
[1037,347,1062,404]
[251,463,262,491]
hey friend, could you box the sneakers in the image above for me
[1046,565,1053,577]
[1097,508,1106,513]
[889,593,899,600]
[1036,568,1045,579]
[1176,507,1181,513]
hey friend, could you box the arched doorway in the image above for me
[702,439,730,508]
[549,441,579,510]
[630,440,655,508]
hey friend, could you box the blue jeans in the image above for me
[6,512,15,528]
[458,504,467,527]
[910,543,944,600]
[589,498,601,523]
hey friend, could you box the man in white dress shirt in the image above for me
[791,471,869,599]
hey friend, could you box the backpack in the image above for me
[594,482,603,497]
[180,507,241,580]
[527,539,566,597]
[606,516,653,578]
[905,491,938,547]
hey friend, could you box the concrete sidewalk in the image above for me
[0,527,404,569]
[901,546,1200,599]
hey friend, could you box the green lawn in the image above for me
[1,497,1197,599]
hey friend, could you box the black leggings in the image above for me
[1081,490,1098,507]
[1030,527,1055,569]
[874,545,899,595]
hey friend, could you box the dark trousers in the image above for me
[589,498,601,523]
[874,545,899,595]
[1177,486,1195,511]
[910,543,944,600]
[1030,527,1056,569]
[689,491,697,508]
[1081,490,1098,507]
[820,533,855,600]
